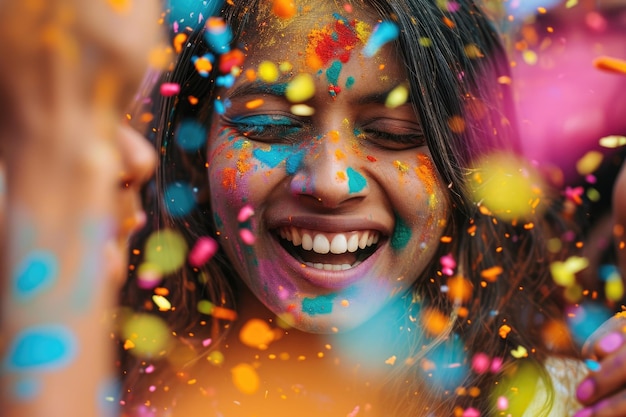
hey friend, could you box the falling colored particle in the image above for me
[462,408,480,417]
[471,353,491,374]
[447,115,466,133]
[188,236,218,267]
[576,151,603,175]
[245,98,264,109]
[176,120,207,151]
[510,345,528,358]
[121,314,171,358]
[290,104,315,116]
[258,61,279,82]
[605,278,624,302]
[207,350,224,365]
[239,318,276,349]
[136,263,163,289]
[593,56,626,75]
[550,256,589,287]
[272,0,296,19]
[144,229,188,275]
[470,152,545,221]
[522,50,538,65]
[498,324,511,339]
[12,250,58,301]
[285,73,316,103]
[152,295,172,311]
[173,33,188,54]
[584,359,600,372]
[440,254,456,276]
[496,396,509,410]
[385,355,397,365]
[421,307,449,337]
[164,182,196,217]
[160,82,180,97]
[599,135,626,149]
[418,37,432,47]
[218,49,244,74]
[385,84,409,108]
[446,275,473,303]
[363,21,399,57]
[204,17,232,54]
[480,266,502,282]
[231,363,260,394]
[497,76,512,85]
[464,44,483,59]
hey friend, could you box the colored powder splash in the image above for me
[302,294,335,315]
[566,303,612,346]
[390,215,412,250]
[363,21,399,57]
[253,145,305,175]
[305,15,369,70]
[203,17,232,54]
[12,250,58,301]
[4,325,77,371]
[423,335,469,389]
[346,167,367,193]
[176,120,207,151]
[326,60,342,85]
[166,0,221,29]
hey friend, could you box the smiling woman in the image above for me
[118,1,585,416]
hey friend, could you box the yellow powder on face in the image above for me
[414,153,438,195]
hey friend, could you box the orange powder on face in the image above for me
[415,153,438,195]
[221,168,238,191]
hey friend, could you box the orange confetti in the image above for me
[272,0,296,19]
[499,324,511,339]
[447,275,473,303]
[480,266,503,282]
[421,307,450,337]
[245,98,264,109]
[593,56,626,74]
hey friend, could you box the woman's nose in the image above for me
[117,124,156,189]
[290,132,369,209]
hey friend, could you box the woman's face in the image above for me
[207,5,449,333]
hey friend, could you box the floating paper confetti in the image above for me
[363,21,399,57]
[239,319,276,350]
[121,314,171,358]
[258,61,279,82]
[593,56,626,75]
[285,73,316,103]
[231,363,260,394]
[599,135,626,149]
[144,229,188,275]
[188,236,218,267]
[576,151,603,176]
[385,84,408,108]
[272,0,296,19]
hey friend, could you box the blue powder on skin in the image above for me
[390,214,412,250]
[346,167,367,193]
[302,294,335,315]
[286,150,306,175]
[345,76,355,88]
[326,61,342,86]
[13,251,58,302]
[4,325,77,371]
[253,145,306,175]
[363,21,400,57]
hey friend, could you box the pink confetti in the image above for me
[490,356,503,373]
[202,338,212,347]
[471,352,490,374]
[497,395,509,410]
[462,408,480,417]
[239,228,256,245]
[237,204,255,222]
[160,82,181,97]
[440,254,456,276]
[188,236,218,267]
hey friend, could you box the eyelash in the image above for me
[360,128,426,148]
[222,114,306,143]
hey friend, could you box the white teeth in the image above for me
[279,227,380,255]
[347,234,359,253]
[330,234,348,254]
[313,234,330,254]
[302,233,313,250]
[358,232,369,249]
[305,262,355,271]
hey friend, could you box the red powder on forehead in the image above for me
[306,18,361,69]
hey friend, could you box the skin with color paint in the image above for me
[207,5,448,333]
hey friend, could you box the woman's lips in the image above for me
[270,226,385,290]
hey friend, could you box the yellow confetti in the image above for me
[385,84,409,108]
[576,151,603,175]
[510,345,528,358]
[285,73,316,103]
[290,104,315,116]
[152,295,172,311]
[522,50,538,65]
[599,135,626,149]
[239,319,276,350]
[385,355,397,365]
[258,61,279,82]
[606,278,624,302]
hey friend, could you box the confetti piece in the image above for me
[421,307,449,337]
[576,151,603,176]
[160,83,180,97]
[385,355,397,365]
[272,0,296,19]
[239,319,276,350]
[584,359,601,372]
[121,314,171,358]
[192,54,214,76]
[599,135,626,149]
[440,254,456,276]
[471,353,490,374]
[446,275,473,303]
[258,61,279,82]
[462,408,480,417]
[175,120,207,151]
[593,56,626,75]
[144,229,188,275]
[363,21,399,57]
[550,256,589,287]
[188,236,218,267]
[219,49,245,74]
[605,277,624,302]
[204,17,232,53]
[496,396,509,410]
[385,84,409,108]
[498,324,511,339]
[152,295,172,311]
[207,350,224,365]
[285,73,316,103]
[164,181,197,217]
[231,363,260,394]
[290,104,315,116]
[510,345,528,358]
[480,266,502,282]
[136,263,163,289]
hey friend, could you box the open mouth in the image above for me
[276,227,381,271]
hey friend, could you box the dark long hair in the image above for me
[119,1,579,415]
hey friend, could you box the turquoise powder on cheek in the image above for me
[346,167,367,193]
[390,215,412,250]
[326,61,342,85]
[285,150,306,175]
[302,294,335,315]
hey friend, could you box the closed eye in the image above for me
[222,113,309,144]
[357,119,426,150]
